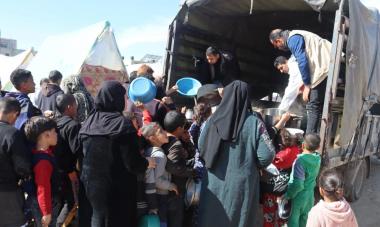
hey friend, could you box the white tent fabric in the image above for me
[0,49,35,91]
[339,0,380,145]
[27,21,126,93]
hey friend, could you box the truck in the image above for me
[162,0,380,201]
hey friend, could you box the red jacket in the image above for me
[32,148,54,216]
[273,145,300,170]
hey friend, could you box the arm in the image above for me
[34,160,53,216]
[166,142,194,178]
[287,35,311,86]
[285,159,305,199]
[152,152,176,191]
[10,131,31,178]
[255,121,276,168]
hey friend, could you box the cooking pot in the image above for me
[262,108,302,128]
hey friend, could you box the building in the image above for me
[0,38,24,56]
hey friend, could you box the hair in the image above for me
[24,116,57,143]
[304,133,321,151]
[319,169,344,201]
[206,46,219,56]
[280,128,297,147]
[56,94,76,114]
[48,70,63,83]
[164,110,186,133]
[137,64,154,76]
[269,29,283,42]
[10,69,33,90]
[194,103,211,125]
[0,97,21,114]
[129,71,138,83]
[140,122,161,138]
[40,78,50,86]
[274,56,288,68]
[123,111,137,121]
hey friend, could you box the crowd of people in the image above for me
[0,27,359,227]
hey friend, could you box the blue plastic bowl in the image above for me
[128,77,157,104]
[176,77,202,97]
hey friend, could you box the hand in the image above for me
[298,84,305,95]
[134,101,145,111]
[181,106,187,114]
[181,131,191,143]
[171,85,178,91]
[41,214,52,227]
[43,110,54,119]
[146,157,156,169]
[162,96,174,105]
[171,184,179,196]
[302,86,311,102]
[280,112,291,124]
[68,171,78,183]
[217,87,224,97]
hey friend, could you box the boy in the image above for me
[54,94,81,226]
[6,69,41,130]
[141,122,179,227]
[162,111,195,227]
[0,98,31,227]
[36,70,64,113]
[283,133,321,227]
[24,116,61,227]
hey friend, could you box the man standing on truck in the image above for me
[269,29,331,133]
[195,46,240,86]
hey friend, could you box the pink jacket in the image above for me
[306,199,358,227]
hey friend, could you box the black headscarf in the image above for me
[200,80,251,169]
[80,80,135,138]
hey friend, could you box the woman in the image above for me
[63,75,94,123]
[79,81,151,227]
[198,80,275,227]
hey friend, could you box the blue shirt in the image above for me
[287,35,311,86]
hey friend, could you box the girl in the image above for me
[306,169,358,227]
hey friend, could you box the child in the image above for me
[24,116,61,227]
[306,169,358,227]
[141,122,179,227]
[189,103,211,149]
[283,133,321,227]
[262,129,301,227]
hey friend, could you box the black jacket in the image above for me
[195,50,240,86]
[36,83,64,112]
[55,115,81,175]
[0,122,31,191]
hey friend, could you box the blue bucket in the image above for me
[138,215,160,227]
[176,77,202,97]
[128,77,157,104]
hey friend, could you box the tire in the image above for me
[345,159,368,202]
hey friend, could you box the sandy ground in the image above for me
[351,157,380,227]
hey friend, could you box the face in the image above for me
[276,63,289,74]
[271,38,287,51]
[67,102,78,118]
[155,128,169,145]
[43,128,58,146]
[206,54,220,65]
[21,77,36,93]
[132,119,139,130]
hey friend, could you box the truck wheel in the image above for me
[345,159,368,202]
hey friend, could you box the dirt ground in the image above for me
[350,156,380,227]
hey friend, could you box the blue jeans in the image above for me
[306,79,327,134]
[27,195,61,227]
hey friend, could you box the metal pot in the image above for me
[262,108,285,126]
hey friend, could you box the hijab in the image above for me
[80,81,135,139]
[200,80,251,168]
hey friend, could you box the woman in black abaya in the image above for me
[80,81,149,227]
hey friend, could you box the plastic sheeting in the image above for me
[0,49,35,91]
[339,0,380,145]
[27,21,126,93]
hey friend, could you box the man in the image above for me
[0,97,31,227]
[36,70,64,113]
[274,56,304,113]
[162,111,195,227]
[54,94,81,226]
[5,69,41,130]
[269,29,331,133]
[195,46,240,86]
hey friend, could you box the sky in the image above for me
[0,0,378,62]
[0,0,180,60]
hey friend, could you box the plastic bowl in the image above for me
[176,77,202,97]
[128,77,157,104]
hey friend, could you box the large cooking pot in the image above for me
[262,108,302,128]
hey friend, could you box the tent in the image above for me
[27,21,127,97]
[0,48,35,91]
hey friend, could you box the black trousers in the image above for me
[306,79,327,134]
